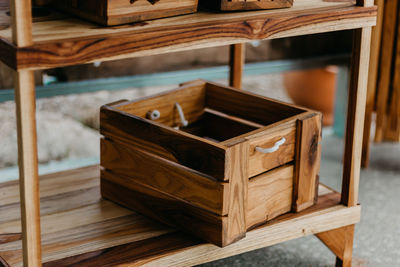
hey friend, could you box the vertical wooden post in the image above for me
[330,0,373,266]
[229,43,245,89]
[341,25,372,207]
[10,0,42,266]
[361,0,384,168]
[374,0,398,142]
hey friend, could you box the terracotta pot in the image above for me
[283,66,337,126]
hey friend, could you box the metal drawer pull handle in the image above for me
[175,102,189,127]
[255,137,286,154]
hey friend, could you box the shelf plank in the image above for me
[0,165,360,267]
[0,0,376,70]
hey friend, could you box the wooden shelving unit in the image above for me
[0,0,376,266]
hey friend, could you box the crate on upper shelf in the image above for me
[50,0,199,26]
[200,0,293,11]
[100,80,321,247]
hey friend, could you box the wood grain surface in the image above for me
[100,103,228,181]
[0,0,377,70]
[52,0,198,26]
[101,138,229,215]
[206,82,305,125]
[341,25,372,206]
[317,224,355,267]
[247,119,297,178]
[229,43,245,89]
[247,164,293,229]
[374,0,398,142]
[361,0,384,168]
[0,166,360,267]
[101,170,229,247]
[293,112,322,212]
[201,0,293,11]
[114,80,206,127]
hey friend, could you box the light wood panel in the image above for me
[293,113,322,212]
[0,0,377,70]
[224,142,248,245]
[361,0,384,168]
[374,0,398,142]
[247,165,293,229]
[0,166,360,266]
[341,26,372,207]
[100,138,229,215]
[383,6,400,142]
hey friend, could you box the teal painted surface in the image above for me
[0,54,349,102]
[333,65,349,138]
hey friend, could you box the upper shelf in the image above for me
[0,0,376,70]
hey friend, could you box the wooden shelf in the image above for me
[0,0,376,70]
[0,166,360,266]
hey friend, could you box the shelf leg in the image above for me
[14,70,42,267]
[341,25,372,207]
[229,43,245,89]
[316,224,355,267]
[361,0,384,169]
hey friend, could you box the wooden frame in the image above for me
[1,0,375,266]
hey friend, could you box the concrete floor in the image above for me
[200,134,400,267]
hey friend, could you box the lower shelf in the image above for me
[0,165,360,267]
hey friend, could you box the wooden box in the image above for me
[100,80,321,247]
[200,0,293,11]
[51,0,198,26]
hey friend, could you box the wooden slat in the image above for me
[341,26,372,206]
[247,164,293,229]
[229,43,245,89]
[0,166,360,266]
[224,142,248,245]
[293,112,322,212]
[206,81,305,125]
[100,170,228,247]
[361,0,384,168]
[100,138,229,215]
[383,7,400,142]
[115,80,206,127]
[374,0,398,142]
[0,1,377,70]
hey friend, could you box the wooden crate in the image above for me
[50,0,198,26]
[100,80,321,247]
[200,0,293,11]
